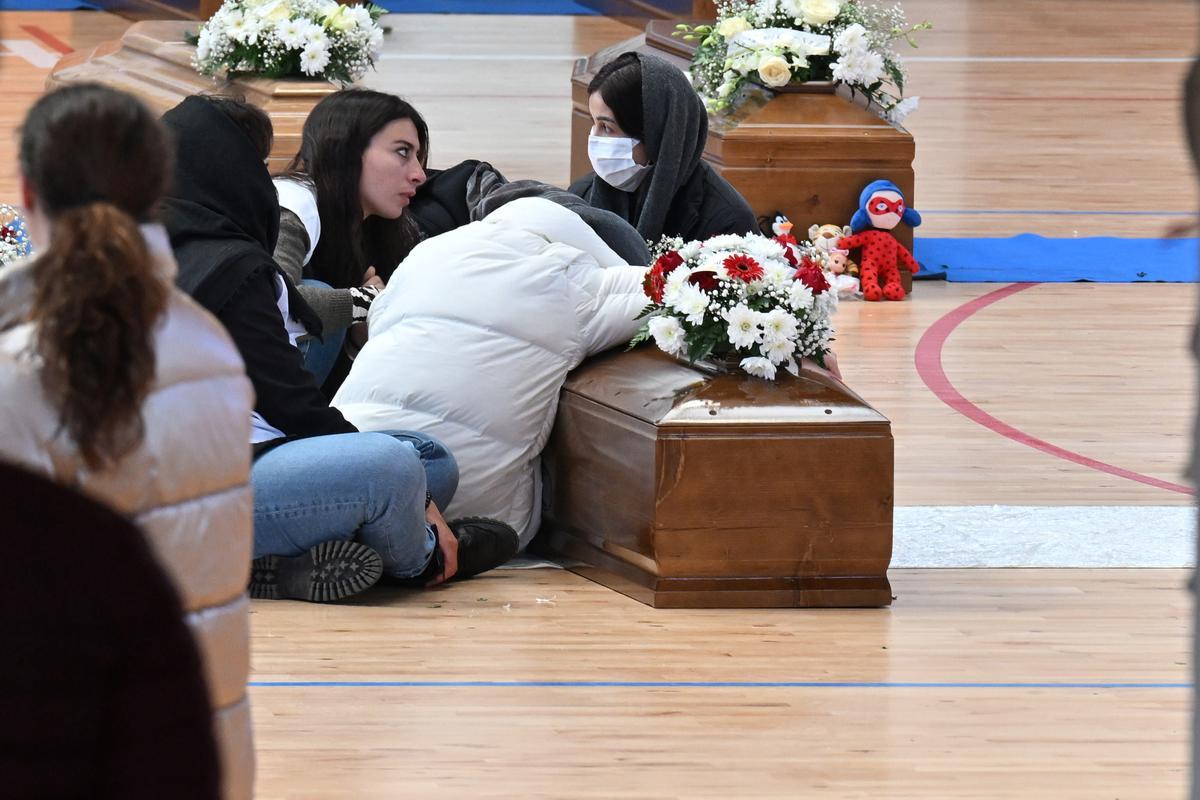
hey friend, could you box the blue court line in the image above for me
[923,209,1193,216]
[249,680,1191,689]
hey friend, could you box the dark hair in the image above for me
[587,52,644,140]
[283,89,429,289]
[18,84,171,470]
[201,94,273,161]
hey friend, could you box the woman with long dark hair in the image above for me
[161,94,518,603]
[0,83,256,798]
[273,88,429,382]
[570,52,757,244]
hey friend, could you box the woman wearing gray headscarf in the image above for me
[569,52,757,243]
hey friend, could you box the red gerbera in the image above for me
[723,253,764,282]
[795,262,830,295]
[643,250,685,303]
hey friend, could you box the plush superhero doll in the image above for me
[838,180,922,302]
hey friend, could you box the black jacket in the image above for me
[0,462,220,799]
[571,160,756,243]
[160,96,355,449]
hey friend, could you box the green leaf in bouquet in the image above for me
[633,303,658,321]
[627,323,652,351]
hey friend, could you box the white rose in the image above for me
[756,55,793,88]
[779,0,803,18]
[717,16,752,38]
[254,0,291,22]
[799,0,841,26]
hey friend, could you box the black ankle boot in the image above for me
[448,517,519,580]
[249,540,383,602]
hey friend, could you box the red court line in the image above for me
[21,25,73,55]
[913,283,1195,495]
[922,96,1178,102]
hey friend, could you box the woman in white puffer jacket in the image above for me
[333,196,647,548]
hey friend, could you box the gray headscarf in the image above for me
[465,163,650,266]
[573,53,708,243]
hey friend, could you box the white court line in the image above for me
[1,40,61,69]
[908,55,1192,63]
[380,53,1191,64]
[381,52,577,60]
[893,506,1196,568]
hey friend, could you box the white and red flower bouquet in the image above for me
[0,204,31,269]
[631,232,837,380]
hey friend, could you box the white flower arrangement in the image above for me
[0,205,32,268]
[189,0,385,83]
[679,0,931,123]
[631,232,838,380]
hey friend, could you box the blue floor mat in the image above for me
[913,234,1198,282]
[379,1,597,13]
[4,0,96,8]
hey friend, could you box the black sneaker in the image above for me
[448,517,520,580]
[249,540,383,602]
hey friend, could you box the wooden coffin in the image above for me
[570,21,916,292]
[46,20,337,172]
[538,348,894,608]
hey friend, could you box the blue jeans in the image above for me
[297,279,348,386]
[251,430,458,578]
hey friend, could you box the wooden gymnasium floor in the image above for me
[1,1,1198,796]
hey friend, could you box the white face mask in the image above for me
[588,135,652,191]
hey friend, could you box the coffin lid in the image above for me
[562,348,889,427]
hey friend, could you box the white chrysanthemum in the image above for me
[817,289,839,316]
[648,316,686,356]
[725,304,762,349]
[743,235,786,261]
[225,12,261,44]
[678,240,703,261]
[299,41,331,75]
[702,234,747,252]
[740,356,777,380]
[275,18,308,48]
[368,25,384,56]
[302,22,328,47]
[788,281,815,312]
[195,28,213,60]
[833,23,868,54]
[761,308,799,344]
[761,261,794,288]
[670,283,711,326]
[888,96,920,124]
[854,50,885,84]
[762,337,796,365]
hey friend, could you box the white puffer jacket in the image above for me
[333,198,647,547]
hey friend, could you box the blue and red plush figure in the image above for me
[838,180,921,301]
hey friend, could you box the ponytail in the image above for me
[31,203,168,470]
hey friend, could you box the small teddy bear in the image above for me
[808,223,858,276]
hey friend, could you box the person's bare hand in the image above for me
[361,266,385,291]
[425,501,458,586]
[801,351,843,381]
